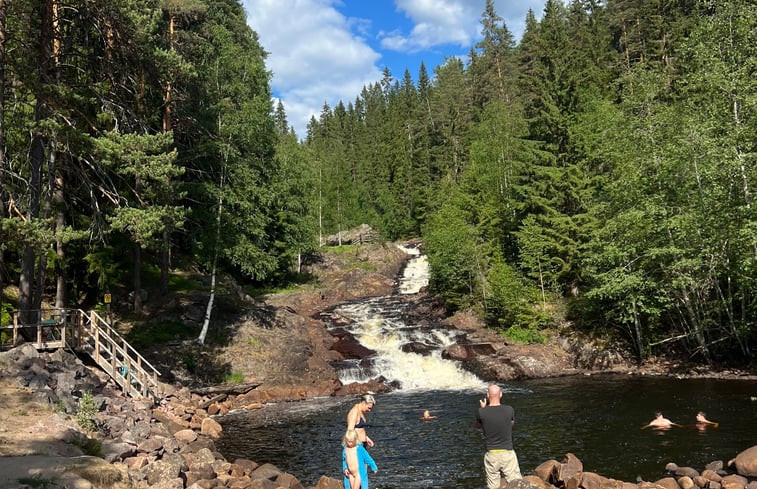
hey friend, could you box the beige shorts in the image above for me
[484,449,522,489]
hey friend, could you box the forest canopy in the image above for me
[0,0,754,364]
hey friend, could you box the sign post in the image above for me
[104,293,112,325]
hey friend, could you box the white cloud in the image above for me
[383,0,480,51]
[243,0,382,138]
[242,0,546,139]
[383,0,545,52]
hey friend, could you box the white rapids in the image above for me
[329,244,486,391]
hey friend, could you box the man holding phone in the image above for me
[474,384,522,489]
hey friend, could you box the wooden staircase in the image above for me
[0,309,162,400]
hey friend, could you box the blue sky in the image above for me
[242,1,547,138]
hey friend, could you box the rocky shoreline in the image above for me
[1,242,755,488]
[1,342,755,489]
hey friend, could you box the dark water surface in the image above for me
[217,375,756,489]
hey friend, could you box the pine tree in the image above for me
[467,0,518,110]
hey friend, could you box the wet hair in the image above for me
[361,394,376,405]
[343,429,360,446]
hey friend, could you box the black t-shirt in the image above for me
[476,405,515,450]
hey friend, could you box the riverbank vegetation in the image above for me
[0,1,754,367]
[304,1,756,366]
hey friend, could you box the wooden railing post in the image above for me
[77,311,83,349]
[111,340,117,380]
[94,328,100,364]
[12,313,18,346]
[125,356,132,397]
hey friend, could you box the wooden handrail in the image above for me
[0,308,162,400]
[78,309,161,378]
[73,309,161,396]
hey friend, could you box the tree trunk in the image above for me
[679,285,711,363]
[0,0,7,318]
[318,166,323,246]
[198,167,225,345]
[133,243,142,314]
[20,0,56,323]
[162,13,175,132]
[34,149,56,312]
[632,298,644,362]
[54,173,65,309]
[160,229,169,293]
[159,12,176,289]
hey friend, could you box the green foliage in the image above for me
[71,436,103,457]
[423,195,479,310]
[84,249,124,291]
[138,265,203,292]
[485,255,541,328]
[224,372,245,384]
[504,324,548,345]
[125,320,196,349]
[76,391,98,432]
[1,302,12,326]
[16,477,59,488]
[0,0,752,367]
[182,350,198,373]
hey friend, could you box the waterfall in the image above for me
[328,244,486,391]
[396,244,429,294]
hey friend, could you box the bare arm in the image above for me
[347,406,358,430]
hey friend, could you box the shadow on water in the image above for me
[217,376,757,489]
[218,250,756,488]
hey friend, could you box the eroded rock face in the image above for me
[462,343,576,381]
[329,328,376,359]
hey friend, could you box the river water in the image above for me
[217,247,757,488]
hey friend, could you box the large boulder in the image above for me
[442,343,497,361]
[330,329,376,359]
[313,476,342,489]
[462,343,576,381]
[534,459,561,483]
[654,477,681,489]
[729,446,757,477]
[145,453,187,486]
[557,453,584,488]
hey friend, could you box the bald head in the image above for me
[487,384,502,406]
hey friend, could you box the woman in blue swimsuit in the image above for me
[347,394,375,447]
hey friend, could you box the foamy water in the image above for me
[330,246,485,390]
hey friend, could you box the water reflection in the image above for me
[217,376,757,489]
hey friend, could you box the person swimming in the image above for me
[643,412,676,429]
[421,409,437,420]
[695,411,718,429]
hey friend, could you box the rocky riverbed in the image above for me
[1,341,756,489]
[0,241,755,488]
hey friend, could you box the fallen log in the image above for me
[191,382,261,396]
[199,393,228,409]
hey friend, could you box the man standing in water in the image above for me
[475,384,522,489]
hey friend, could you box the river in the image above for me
[216,246,757,488]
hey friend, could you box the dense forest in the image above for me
[0,0,315,324]
[0,0,754,365]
